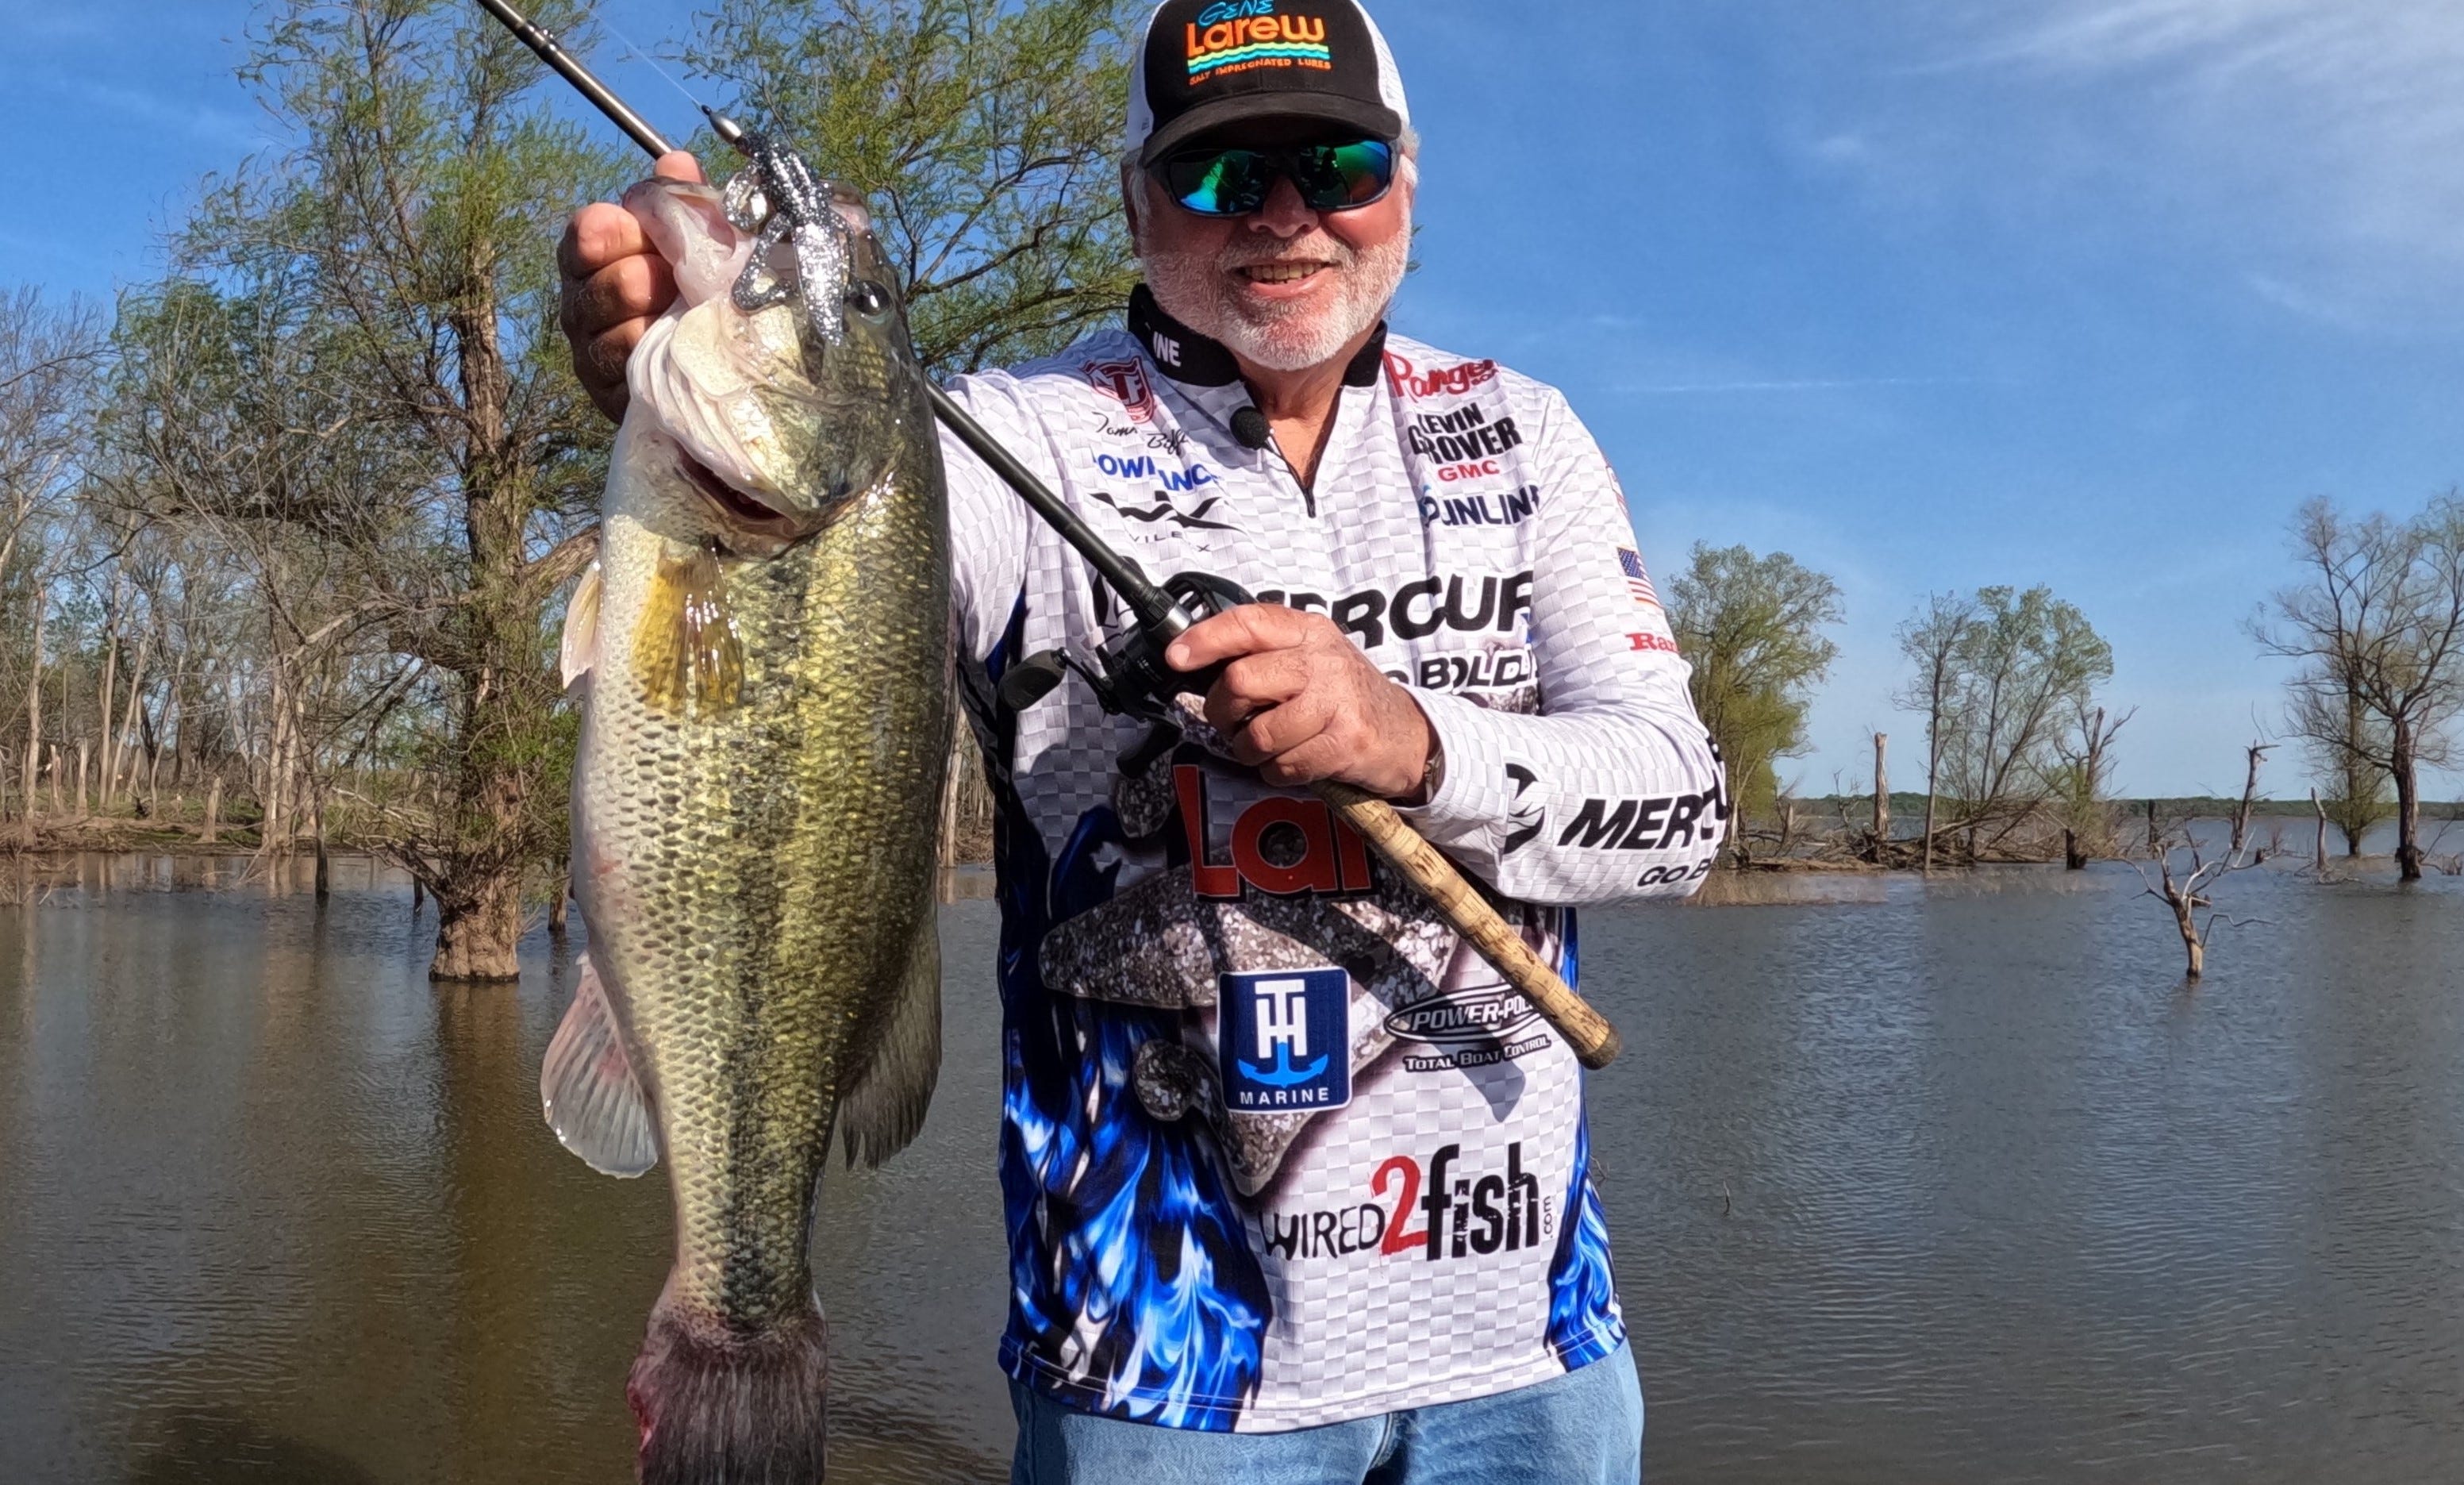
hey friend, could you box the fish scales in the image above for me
[547,174,951,1482]
[592,466,948,1323]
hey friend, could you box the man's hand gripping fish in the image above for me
[544,148,951,1483]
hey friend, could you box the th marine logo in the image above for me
[1256,1141,1554,1261]
[1219,967,1351,1112]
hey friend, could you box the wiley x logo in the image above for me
[1086,487,1240,533]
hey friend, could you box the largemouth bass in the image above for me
[545,169,951,1483]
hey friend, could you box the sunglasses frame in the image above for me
[1151,139,1398,217]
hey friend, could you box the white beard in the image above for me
[1140,207,1410,373]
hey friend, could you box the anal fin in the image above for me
[836,910,942,1168]
[542,954,659,1178]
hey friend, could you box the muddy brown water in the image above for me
[2,852,2461,1483]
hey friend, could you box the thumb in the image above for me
[652,150,706,185]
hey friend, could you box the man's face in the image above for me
[1131,123,1414,375]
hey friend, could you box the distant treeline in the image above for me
[1805,793,2462,821]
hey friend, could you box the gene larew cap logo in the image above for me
[1187,2,1333,80]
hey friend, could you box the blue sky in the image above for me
[6,0,2461,798]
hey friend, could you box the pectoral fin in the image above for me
[633,547,744,718]
[559,560,603,690]
[540,955,659,1178]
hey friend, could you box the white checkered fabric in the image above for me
[944,320,1724,1431]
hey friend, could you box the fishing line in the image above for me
[592,6,709,117]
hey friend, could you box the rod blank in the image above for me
[475,0,675,158]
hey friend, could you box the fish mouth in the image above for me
[674,448,811,548]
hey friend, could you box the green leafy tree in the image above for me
[687,0,1146,376]
[167,0,628,977]
[1938,586,2112,859]
[1893,591,1974,873]
[1666,543,1843,821]
[1894,586,2114,867]
[2300,680,2393,856]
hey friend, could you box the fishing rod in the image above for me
[479,0,1624,1068]
[480,0,1182,630]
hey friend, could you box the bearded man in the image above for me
[559,1,1724,1478]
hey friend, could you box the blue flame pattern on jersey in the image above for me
[1543,909,1625,1368]
[979,596,1271,1430]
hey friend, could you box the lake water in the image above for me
[2,851,2460,1483]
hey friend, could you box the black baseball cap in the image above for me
[1126,0,1412,167]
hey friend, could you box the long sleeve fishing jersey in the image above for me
[940,287,1728,1433]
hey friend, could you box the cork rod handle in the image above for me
[1312,780,1624,1071]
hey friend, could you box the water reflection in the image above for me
[128,1412,381,1485]
[0,858,2459,1482]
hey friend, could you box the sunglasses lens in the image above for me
[1159,140,1396,215]
[1300,140,1395,209]
[1164,150,1270,215]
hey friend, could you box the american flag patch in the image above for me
[1617,548,1660,608]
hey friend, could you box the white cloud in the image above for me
[1950,0,2464,293]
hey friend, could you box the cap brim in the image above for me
[1138,94,1403,167]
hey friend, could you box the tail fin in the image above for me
[628,1298,829,1484]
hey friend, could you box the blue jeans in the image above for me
[1009,1343,1643,1484]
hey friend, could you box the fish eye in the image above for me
[846,279,893,321]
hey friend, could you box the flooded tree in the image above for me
[1666,543,1843,825]
[1893,587,2116,868]
[2293,676,2393,857]
[2138,742,2271,983]
[1894,592,1974,875]
[0,0,1167,961]
[0,292,107,853]
[2050,701,2132,869]
[160,0,628,977]
[1940,587,2114,858]
[94,282,425,871]
[2256,495,2464,882]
